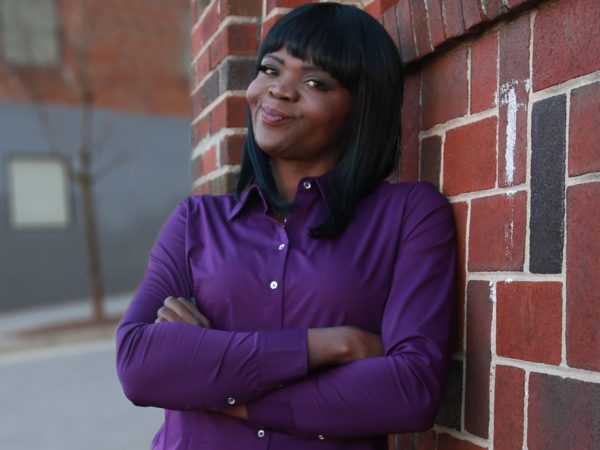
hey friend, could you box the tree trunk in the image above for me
[77,168,105,321]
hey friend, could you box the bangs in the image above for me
[258,4,362,90]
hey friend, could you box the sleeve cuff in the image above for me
[257,328,308,391]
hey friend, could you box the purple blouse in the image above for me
[116,177,456,450]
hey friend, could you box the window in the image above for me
[1,0,60,67]
[7,155,71,229]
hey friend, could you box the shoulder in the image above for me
[179,193,238,215]
[369,181,454,240]
[370,181,450,212]
[161,194,238,233]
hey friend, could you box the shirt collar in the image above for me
[228,172,331,221]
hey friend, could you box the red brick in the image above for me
[461,0,485,30]
[399,74,421,181]
[533,0,600,91]
[451,202,468,352]
[415,431,436,449]
[411,0,433,57]
[441,0,465,39]
[464,280,492,439]
[261,13,284,39]
[266,0,314,14]
[426,0,446,48]
[210,95,248,132]
[192,19,205,56]
[496,281,562,364]
[191,88,203,118]
[193,50,211,87]
[422,46,469,129]
[365,0,399,18]
[505,0,536,7]
[220,133,246,166]
[200,145,217,175]
[482,0,504,20]
[566,183,600,370]
[468,192,526,271]
[364,1,380,18]
[443,117,497,196]
[470,32,498,113]
[209,23,258,69]
[569,82,600,176]
[192,115,210,147]
[395,431,437,450]
[382,5,401,50]
[388,434,396,450]
[219,0,261,18]
[493,365,524,450]
[528,373,600,449]
[419,135,442,189]
[437,434,486,449]
[193,182,210,195]
[199,0,219,49]
[396,0,417,63]
[498,14,529,188]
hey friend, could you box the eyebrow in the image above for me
[264,53,321,71]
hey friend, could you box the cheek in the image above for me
[245,79,260,108]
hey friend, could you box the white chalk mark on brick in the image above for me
[505,87,517,185]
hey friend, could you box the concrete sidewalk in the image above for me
[0,293,164,449]
[0,293,132,356]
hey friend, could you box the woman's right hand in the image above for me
[307,326,383,370]
[155,296,212,328]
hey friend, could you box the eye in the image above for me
[305,78,329,90]
[258,64,278,76]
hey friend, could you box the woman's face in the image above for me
[246,48,352,174]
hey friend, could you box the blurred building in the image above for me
[0,0,192,310]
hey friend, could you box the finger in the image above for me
[156,306,184,323]
[177,298,212,328]
[164,297,203,326]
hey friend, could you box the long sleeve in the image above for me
[115,199,309,411]
[246,183,456,438]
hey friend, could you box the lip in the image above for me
[259,105,292,125]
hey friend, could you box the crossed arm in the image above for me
[116,183,456,437]
[154,295,384,420]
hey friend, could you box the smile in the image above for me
[259,105,292,125]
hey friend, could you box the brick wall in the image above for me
[0,0,190,115]
[190,0,600,448]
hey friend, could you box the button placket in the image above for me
[267,226,289,329]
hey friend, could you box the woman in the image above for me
[116,3,456,449]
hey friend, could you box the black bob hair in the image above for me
[235,2,404,239]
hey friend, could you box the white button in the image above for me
[269,281,278,290]
[226,397,236,405]
[303,180,312,190]
[278,243,285,251]
[318,434,325,440]
[257,429,265,438]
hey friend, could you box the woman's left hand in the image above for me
[222,404,248,420]
[155,296,212,328]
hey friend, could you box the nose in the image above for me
[268,78,298,101]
